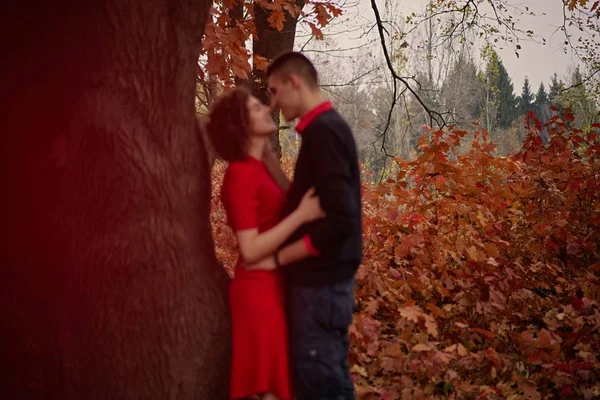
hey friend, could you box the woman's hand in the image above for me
[296,187,325,223]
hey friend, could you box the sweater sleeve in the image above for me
[305,126,358,255]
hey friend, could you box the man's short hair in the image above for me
[266,51,319,88]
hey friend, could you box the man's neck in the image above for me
[298,90,327,118]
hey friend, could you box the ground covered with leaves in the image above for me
[212,111,600,399]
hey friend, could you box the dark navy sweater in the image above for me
[283,108,362,287]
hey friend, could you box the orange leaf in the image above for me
[365,298,379,316]
[283,2,301,18]
[254,55,269,71]
[313,4,331,26]
[205,54,227,75]
[268,9,286,31]
[412,343,433,352]
[423,315,439,338]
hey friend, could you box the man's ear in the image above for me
[289,73,302,89]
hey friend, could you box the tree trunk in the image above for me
[2,1,230,399]
[253,0,306,160]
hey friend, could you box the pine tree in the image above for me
[519,76,535,115]
[572,65,584,86]
[496,59,518,128]
[534,82,550,122]
[548,73,565,103]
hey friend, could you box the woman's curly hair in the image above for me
[206,87,252,162]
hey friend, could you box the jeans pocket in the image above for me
[330,281,355,329]
[296,342,348,400]
[296,282,354,333]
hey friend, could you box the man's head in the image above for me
[266,51,320,122]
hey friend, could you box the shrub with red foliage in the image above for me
[210,110,600,398]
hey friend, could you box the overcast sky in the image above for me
[298,0,586,93]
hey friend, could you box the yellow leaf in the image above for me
[350,364,368,377]
[424,315,439,338]
[412,343,433,352]
[444,344,457,352]
[399,305,422,323]
[466,246,484,262]
[365,298,379,316]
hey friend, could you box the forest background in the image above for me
[2,0,599,399]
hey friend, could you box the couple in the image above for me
[206,52,362,400]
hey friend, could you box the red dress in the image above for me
[221,156,292,400]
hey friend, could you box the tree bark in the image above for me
[253,0,306,160]
[2,1,230,399]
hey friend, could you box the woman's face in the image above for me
[246,95,276,136]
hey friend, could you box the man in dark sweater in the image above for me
[264,51,362,400]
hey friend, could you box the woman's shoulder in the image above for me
[225,158,261,176]
[223,159,264,189]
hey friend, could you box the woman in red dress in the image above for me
[206,88,324,400]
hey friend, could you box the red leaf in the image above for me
[571,297,585,310]
[564,112,575,122]
[471,328,495,340]
[308,22,324,40]
[560,385,573,396]
[325,3,343,18]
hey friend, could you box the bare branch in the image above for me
[321,66,382,88]
[562,67,600,92]
[370,0,449,133]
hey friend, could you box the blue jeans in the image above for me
[287,279,356,400]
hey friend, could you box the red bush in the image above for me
[210,111,600,398]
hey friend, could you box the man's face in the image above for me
[267,74,299,122]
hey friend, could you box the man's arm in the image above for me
[250,126,357,270]
[303,126,356,255]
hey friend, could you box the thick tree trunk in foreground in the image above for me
[253,0,306,160]
[2,1,230,399]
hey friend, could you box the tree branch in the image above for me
[371,0,449,134]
